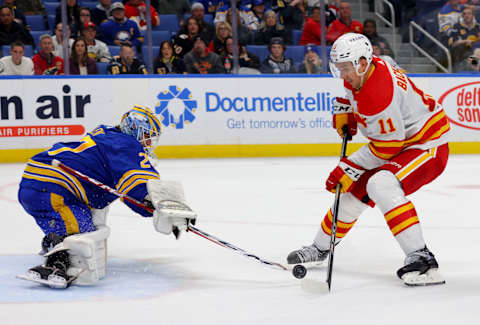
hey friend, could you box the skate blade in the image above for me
[17,272,68,289]
[285,261,325,270]
[402,269,446,287]
[301,278,330,294]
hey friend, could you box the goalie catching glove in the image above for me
[146,179,197,239]
[333,97,357,139]
[326,158,365,193]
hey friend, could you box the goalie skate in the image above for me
[17,265,77,289]
[287,244,328,269]
[397,246,445,286]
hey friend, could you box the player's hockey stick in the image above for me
[51,159,287,271]
[326,127,349,291]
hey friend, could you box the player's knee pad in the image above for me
[337,192,368,223]
[48,225,110,285]
[366,170,406,212]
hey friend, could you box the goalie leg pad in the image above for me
[47,225,110,285]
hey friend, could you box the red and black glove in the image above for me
[326,158,365,193]
[333,97,357,139]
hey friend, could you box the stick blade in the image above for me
[301,278,330,294]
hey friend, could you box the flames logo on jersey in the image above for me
[155,86,198,129]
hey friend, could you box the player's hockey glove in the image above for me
[326,158,365,193]
[333,97,357,139]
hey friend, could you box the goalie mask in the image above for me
[329,33,373,79]
[120,105,162,153]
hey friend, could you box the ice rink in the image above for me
[1,155,479,325]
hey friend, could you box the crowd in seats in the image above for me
[3,0,479,75]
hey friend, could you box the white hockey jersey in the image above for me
[343,57,450,170]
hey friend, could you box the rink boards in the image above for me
[1,74,480,162]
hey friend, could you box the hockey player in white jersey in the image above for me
[287,33,451,286]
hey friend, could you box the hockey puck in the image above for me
[292,265,307,279]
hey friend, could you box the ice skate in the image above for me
[397,246,445,286]
[287,244,329,269]
[17,249,73,289]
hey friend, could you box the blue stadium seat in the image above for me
[44,2,58,16]
[150,30,171,45]
[156,15,179,33]
[285,45,305,63]
[141,45,160,63]
[80,1,98,10]
[97,62,109,75]
[109,45,121,57]
[2,45,34,58]
[26,15,47,31]
[246,45,269,62]
[47,15,56,31]
[292,29,302,45]
[30,30,50,49]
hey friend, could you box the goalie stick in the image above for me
[51,159,287,271]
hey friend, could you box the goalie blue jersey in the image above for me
[19,125,160,217]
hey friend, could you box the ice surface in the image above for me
[1,156,480,325]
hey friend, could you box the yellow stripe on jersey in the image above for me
[396,148,437,180]
[118,175,159,195]
[116,169,159,193]
[23,160,89,204]
[50,193,80,234]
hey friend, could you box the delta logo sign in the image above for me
[438,81,480,130]
[155,86,198,129]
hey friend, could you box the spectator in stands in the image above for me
[157,0,191,27]
[195,0,220,15]
[363,18,394,58]
[304,0,337,23]
[172,16,205,58]
[226,7,254,45]
[260,36,296,73]
[448,6,480,69]
[299,6,324,45]
[326,1,363,44]
[52,23,74,58]
[124,0,160,31]
[455,47,480,72]
[0,41,33,75]
[32,34,64,75]
[214,1,256,31]
[15,0,45,16]
[100,2,143,50]
[55,0,81,36]
[69,37,98,75]
[154,40,186,74]
[183,35,225,74]
[272,0,305,31]
[190,2,215,43]
[2,0,26,27]
[0,5,34,46]
[438,0,464,38]
[297,44,322,73]
[0,5,33,47]
[222,36,260,73]
[91,0,112,26]
[209,21,232,56]
[78,7,92,28]
[108,43,147,74]
[254,9,292,45]
[81,21,111,62]
[250,0,266,31]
